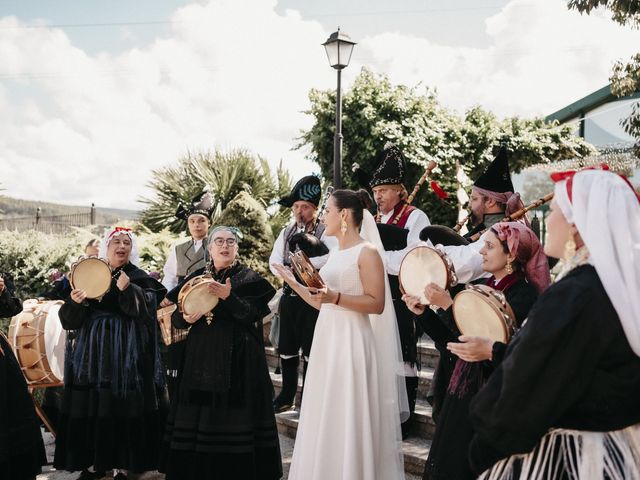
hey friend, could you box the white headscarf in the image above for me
[98,227,140,267]
[554,170,640,356]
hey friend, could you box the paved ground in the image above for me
[38,431,420,479]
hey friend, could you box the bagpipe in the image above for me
[420,192,554,247]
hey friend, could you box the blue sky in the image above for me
[0,0,638,208]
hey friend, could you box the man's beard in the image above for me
[469,211,482,227]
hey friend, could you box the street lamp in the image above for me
[323,28,356,189]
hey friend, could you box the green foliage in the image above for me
[0,230,86,301]
[568,0,640,154]
[216,191,274,281]
[297,68,595,225]
[133,224,187,278]
[139,149,292,235]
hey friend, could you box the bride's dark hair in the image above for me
[331,189,373,227]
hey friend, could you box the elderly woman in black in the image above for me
[160,226,282,480]
[54,227,168,480]
[1,274,46,480]
[469,168,640,479]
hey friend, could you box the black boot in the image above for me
[401,376,419,439]
[273,356,299,413]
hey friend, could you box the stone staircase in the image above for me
[266,338,438,476]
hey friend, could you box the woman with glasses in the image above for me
[160,226,282,480]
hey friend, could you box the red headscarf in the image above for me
[492,222,551,293]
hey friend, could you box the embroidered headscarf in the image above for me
[98,226,140,266]
[491,222,551,293]
[551,167,640,356]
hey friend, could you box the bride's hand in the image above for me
[273,264,298,286]
[308,286,339,305]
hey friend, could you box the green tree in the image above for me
[216,191,274,279]
[140,149,291,234]
[297,68,595,225]
[568,0,640,154]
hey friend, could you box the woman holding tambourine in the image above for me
[159,226,282,480]
[54,227,168,480]
[403,221,550,480]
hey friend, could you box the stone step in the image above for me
[275,408,430,476]
[270,365,435,405]
[265,339,440,370]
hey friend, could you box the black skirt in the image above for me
[160,330,282,480]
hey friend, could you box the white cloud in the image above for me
[358,0,640,118]
[0,0,638,209]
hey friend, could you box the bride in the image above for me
[274,188,407,480]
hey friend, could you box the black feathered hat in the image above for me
[369,143,407,188]
[278,175,322,208]
[175,191,215,221]
[473,146,514,193]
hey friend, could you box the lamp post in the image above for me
[323,28,356,189]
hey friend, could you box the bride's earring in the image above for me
[340,218,348,235]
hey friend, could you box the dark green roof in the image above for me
[546,84,640,124]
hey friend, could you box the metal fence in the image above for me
[0,204,98,234]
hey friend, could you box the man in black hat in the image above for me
[439,147,527,283]
[269,175,336,413]
[370,143,431,438]
[160,191,215,398]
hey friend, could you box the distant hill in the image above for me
[0,195,139,224]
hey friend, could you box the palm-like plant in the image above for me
[140,149,292,234]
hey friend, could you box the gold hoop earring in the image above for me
[564,237,576,259]
[340,219,348,235]
[505,262,513,275]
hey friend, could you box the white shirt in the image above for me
[269,226,338,275]
[379,208,431,276]
[162,239,204,291]
[440,230,491,284]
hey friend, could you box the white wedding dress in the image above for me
[288,232,406,480]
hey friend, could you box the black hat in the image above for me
[473,146,514,193]
[369,143,407,188]
[278,175,322,207]
[175,191,215,221]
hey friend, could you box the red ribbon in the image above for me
[430,180,449,200]
[550,164,610,203]
[108,226,133,239]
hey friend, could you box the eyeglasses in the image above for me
[212,238,237,247]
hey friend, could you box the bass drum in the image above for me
[8,299,67,385]
[452,284,517,343]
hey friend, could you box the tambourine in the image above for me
[289,250,325,290]
[177,275,219,316]
[452,284,517,343]
[69,256,112,299]
[399,245,457,305]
